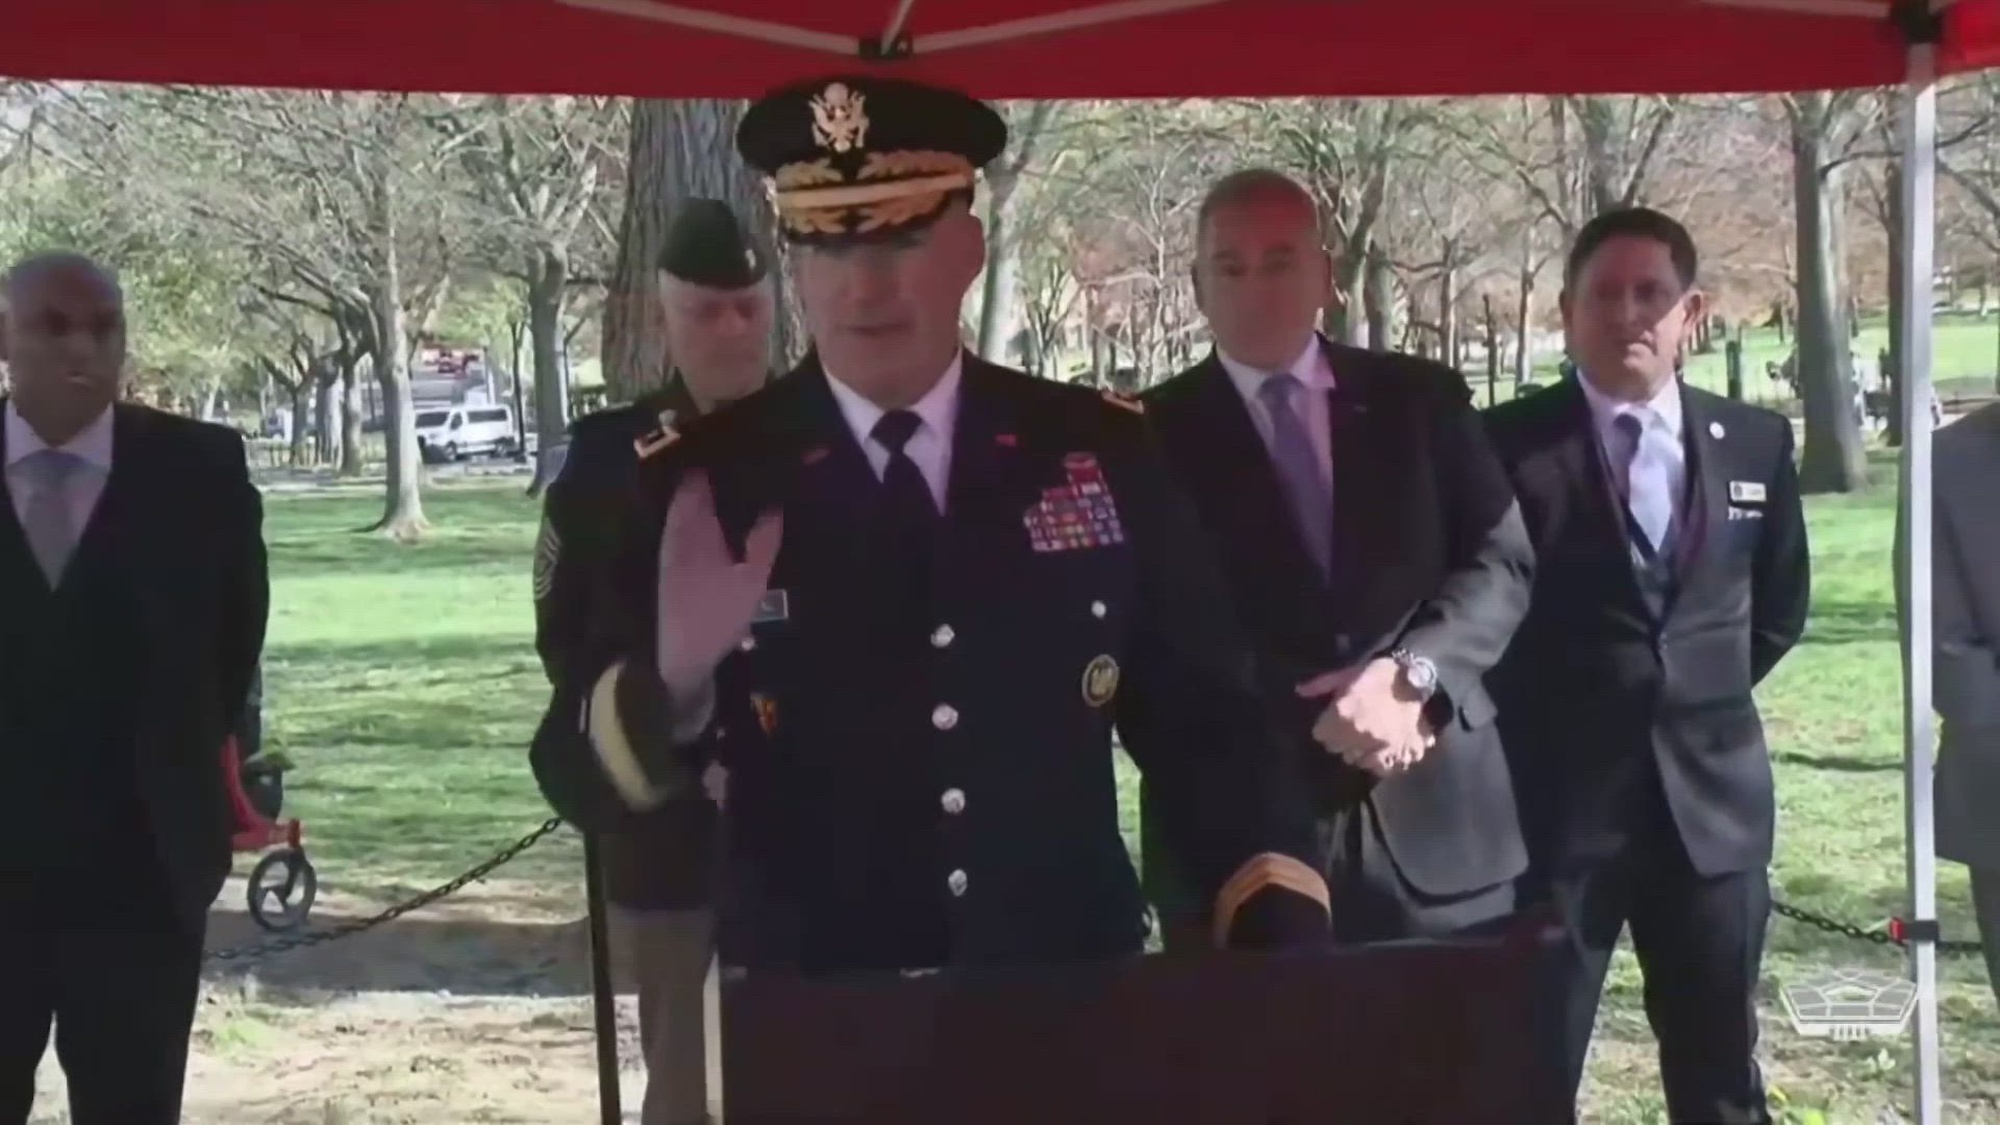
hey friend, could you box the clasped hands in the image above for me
[1296,658,1435,777]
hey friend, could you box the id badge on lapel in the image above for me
[1726,479,1767,526]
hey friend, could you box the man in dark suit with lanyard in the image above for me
[1484,207,1810,1123]
[532,201,772,1125]
[537,75,1332,976]
[0,252,268,1124]
[1140,169,1533,950]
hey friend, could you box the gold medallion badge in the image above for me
[1081,654,1120,707]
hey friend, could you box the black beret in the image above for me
[736,75,1008,246]
[657,198,769,288]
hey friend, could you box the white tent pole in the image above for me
[553,0,1230,57]
[883,0,919,46]
[1897,34,1942,1125]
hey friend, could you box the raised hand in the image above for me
[655,469,783,696]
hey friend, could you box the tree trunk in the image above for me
[365,170,428,540]
[1790,104,1868,494]
[339,360,364,476]
[1514,255,1535,385]
[288,384,311,467]
[976,180,1024,363]
[974,103,1058,363]
[526,245,572,497]
[603,99,779,401]
[314,373,337,466]
[1363,245,1394,354]
[1327,241,1369,347]
[1438,240,1460,371]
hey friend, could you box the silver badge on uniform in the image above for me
[1729,480,1766,504]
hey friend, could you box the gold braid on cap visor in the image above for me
[773,151,976,235]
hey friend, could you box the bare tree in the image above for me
[1783,90,1874,493]
[432,95,621,493]
[70,87,463,537]
[976,101,1066,362]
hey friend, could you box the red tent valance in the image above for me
[3,0,1994,100]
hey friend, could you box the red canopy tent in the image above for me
[0,0,1996,97]
[0,2,1980,1122]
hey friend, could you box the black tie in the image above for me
[870,410,938,627]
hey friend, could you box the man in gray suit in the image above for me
[1902,401,2000,1006]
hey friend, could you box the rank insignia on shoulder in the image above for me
[634,425,679,460]
[1101,389,1144,414]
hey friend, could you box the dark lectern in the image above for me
[720,927,1566,1125]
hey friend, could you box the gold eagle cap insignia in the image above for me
[1101,389,1144,415]
[810,82,868,154]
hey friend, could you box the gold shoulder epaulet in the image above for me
[634,425,679,460]
[1101,389,1144,415]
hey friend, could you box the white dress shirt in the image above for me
[1577,371,1686,525]
[1217,336,1336,489]
[824,352,963,512]
[4,399,114,534]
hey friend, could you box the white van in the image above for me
[414,405,516,463]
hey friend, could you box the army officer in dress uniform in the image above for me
[540,75,1332,975]
[531,200,772,1125]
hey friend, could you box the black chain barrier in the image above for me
[198,818,1983,965]
[202,817,568,965]
[1771,899,1986,956]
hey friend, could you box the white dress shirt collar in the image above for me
[823,351,964,450]
[822,351,962,510]
[4,398,115,471]
[1217,334,1335,403]
[1577,370,1683,443]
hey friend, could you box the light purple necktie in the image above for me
[1258,373,1333,577]
[19,448,82,586]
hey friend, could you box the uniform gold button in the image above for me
[931,624,955,648]
[931,704,959,730]
[947,869,969,896]
[941,788,966,815]
[1090,600,1107,619]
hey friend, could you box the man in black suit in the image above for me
[537,75,1331,974]
[0,252,269,1124]
[1484,208,1810,1123]
[1141,169,1533,949]
[532,199,772,1125]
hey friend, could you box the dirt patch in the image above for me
[30,879,707,1125]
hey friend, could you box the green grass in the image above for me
[258,466,1998,1122]
[1490,311,2000,412]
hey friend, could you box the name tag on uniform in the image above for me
[1728,506,1764,521]
[1728,480,1766,504]
[752,589,790,624]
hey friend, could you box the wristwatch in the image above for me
[1387,648,1438,700]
